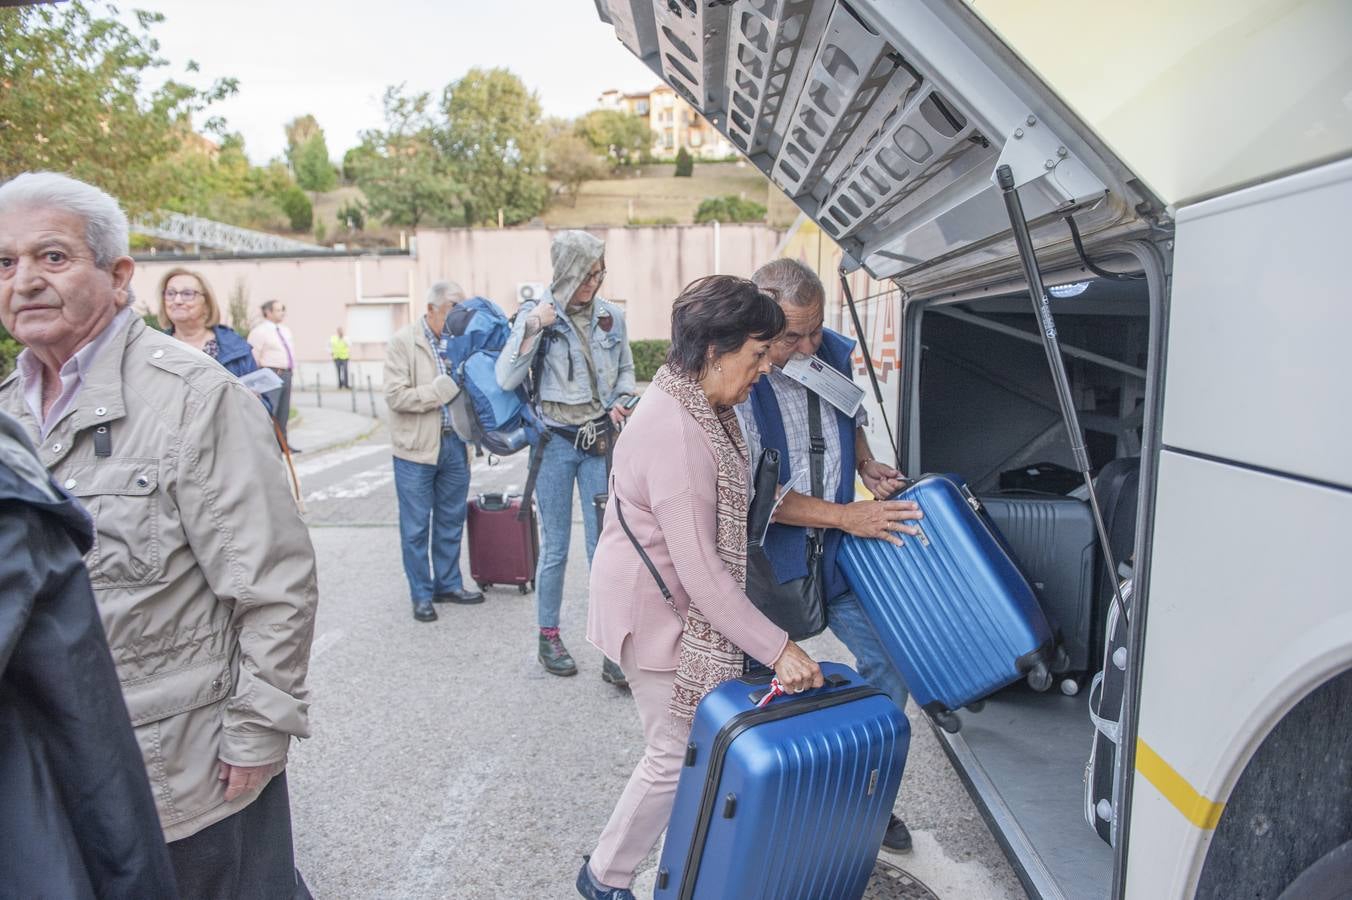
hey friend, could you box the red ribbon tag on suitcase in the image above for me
[756,678,787,708]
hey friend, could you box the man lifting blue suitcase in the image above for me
[734,258,924,852]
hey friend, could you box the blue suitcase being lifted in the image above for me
[655,662,909,900]
[838,474,1057,733]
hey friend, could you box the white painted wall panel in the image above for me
[1164,157,1352,489]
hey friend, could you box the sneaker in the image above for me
[601,657,629,688]
[538,630,578,677]
[576,857,635,900]
[882,814,913,853]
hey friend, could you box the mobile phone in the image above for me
[621,395,640,410]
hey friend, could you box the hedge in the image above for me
[630,339,670,382]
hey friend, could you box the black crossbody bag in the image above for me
[743,393,828,641]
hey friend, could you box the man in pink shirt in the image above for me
[247,299,299,452]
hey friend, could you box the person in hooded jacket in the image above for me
[0,409,178,899]
[497,230,636,684]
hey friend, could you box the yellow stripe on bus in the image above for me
[1135,738,1226,830]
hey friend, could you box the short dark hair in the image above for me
[666,275,785,378]
[261,299,281,314]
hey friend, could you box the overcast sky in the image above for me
[130,0,659,163]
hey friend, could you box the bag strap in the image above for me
[612,488,684,624]
[806,393,826,551]
[517,429,551,521]
[838,270,899,469]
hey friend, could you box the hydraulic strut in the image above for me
[996,164,1130,628]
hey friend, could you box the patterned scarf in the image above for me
[654,364,751,722]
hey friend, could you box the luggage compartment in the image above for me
[657,662,908,900]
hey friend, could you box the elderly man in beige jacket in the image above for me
[384,280,484,623]
[0,172,318,898]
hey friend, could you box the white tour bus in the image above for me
[596,1,1350,897]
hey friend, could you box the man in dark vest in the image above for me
[736,258,923,852]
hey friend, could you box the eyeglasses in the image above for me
[580,267,607,286]
[163,289,203,303]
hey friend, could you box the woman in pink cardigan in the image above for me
[577,276,824,899]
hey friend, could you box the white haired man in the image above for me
[384,280,484,622]
[0,172,318,898]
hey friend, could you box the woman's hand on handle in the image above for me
[771,641,824,694]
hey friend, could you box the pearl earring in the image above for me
[714,363,723,373]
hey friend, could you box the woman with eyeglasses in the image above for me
[156,268,260,379]
[497,230,636,685]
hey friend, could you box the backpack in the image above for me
[438,297,542,456]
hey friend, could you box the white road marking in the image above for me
[309,629,345,660]
[293,443,391,478]
[304,464,394,502]
[391,757,498,898]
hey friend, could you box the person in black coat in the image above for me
[0,410,177,898]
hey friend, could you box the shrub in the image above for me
[336,199,366,231]
[277,185,313,231]
[694,195,766,224]
[0,323,22,378]
[674,146,694,177]
[627,216,678,226]
[630,339,670,382]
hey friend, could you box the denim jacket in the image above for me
[496,290,636,408]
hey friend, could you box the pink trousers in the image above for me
[587,638,691,888]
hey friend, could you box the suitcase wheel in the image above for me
[1051,645,1073,674]
[519,584,529,595]
[477,582,490,592]
[1060,677,1081,696]
[965,700,986,713]
[1026,662,1053,692]
[933,710,962,734]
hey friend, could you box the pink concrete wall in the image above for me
[131,224,782,387]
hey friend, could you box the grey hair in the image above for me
[0,172,130,269]
[426,280,466,309]
[751,258,824,308]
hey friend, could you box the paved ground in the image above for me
[285,393,1027,899]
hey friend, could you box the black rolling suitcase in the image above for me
[980,493,1096,676]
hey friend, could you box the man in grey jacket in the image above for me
[0,172,318,897]
[384,280,483,622]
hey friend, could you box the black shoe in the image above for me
[882,814,912,853]
[601,657,629,688]
[539,631,578,677]
[412,601,438,622]
[576,857,635,900]
[434,587,485,604]
[287,446,303,454]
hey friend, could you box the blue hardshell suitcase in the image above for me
[655,662,909,900]
[838,474,1056,733]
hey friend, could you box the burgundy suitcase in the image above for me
[467,492,538,594]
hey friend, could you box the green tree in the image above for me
[575,109,652,167]
[0,1,236,213]
[674,146,694,177]
[546,132,604,207]
[284,114,321,165]
[353,85,459,228]
[440,67,548,226]
[293,133,337,193]
[342,144,377,183]
[277,184,313,231]
[694,195,767,224]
